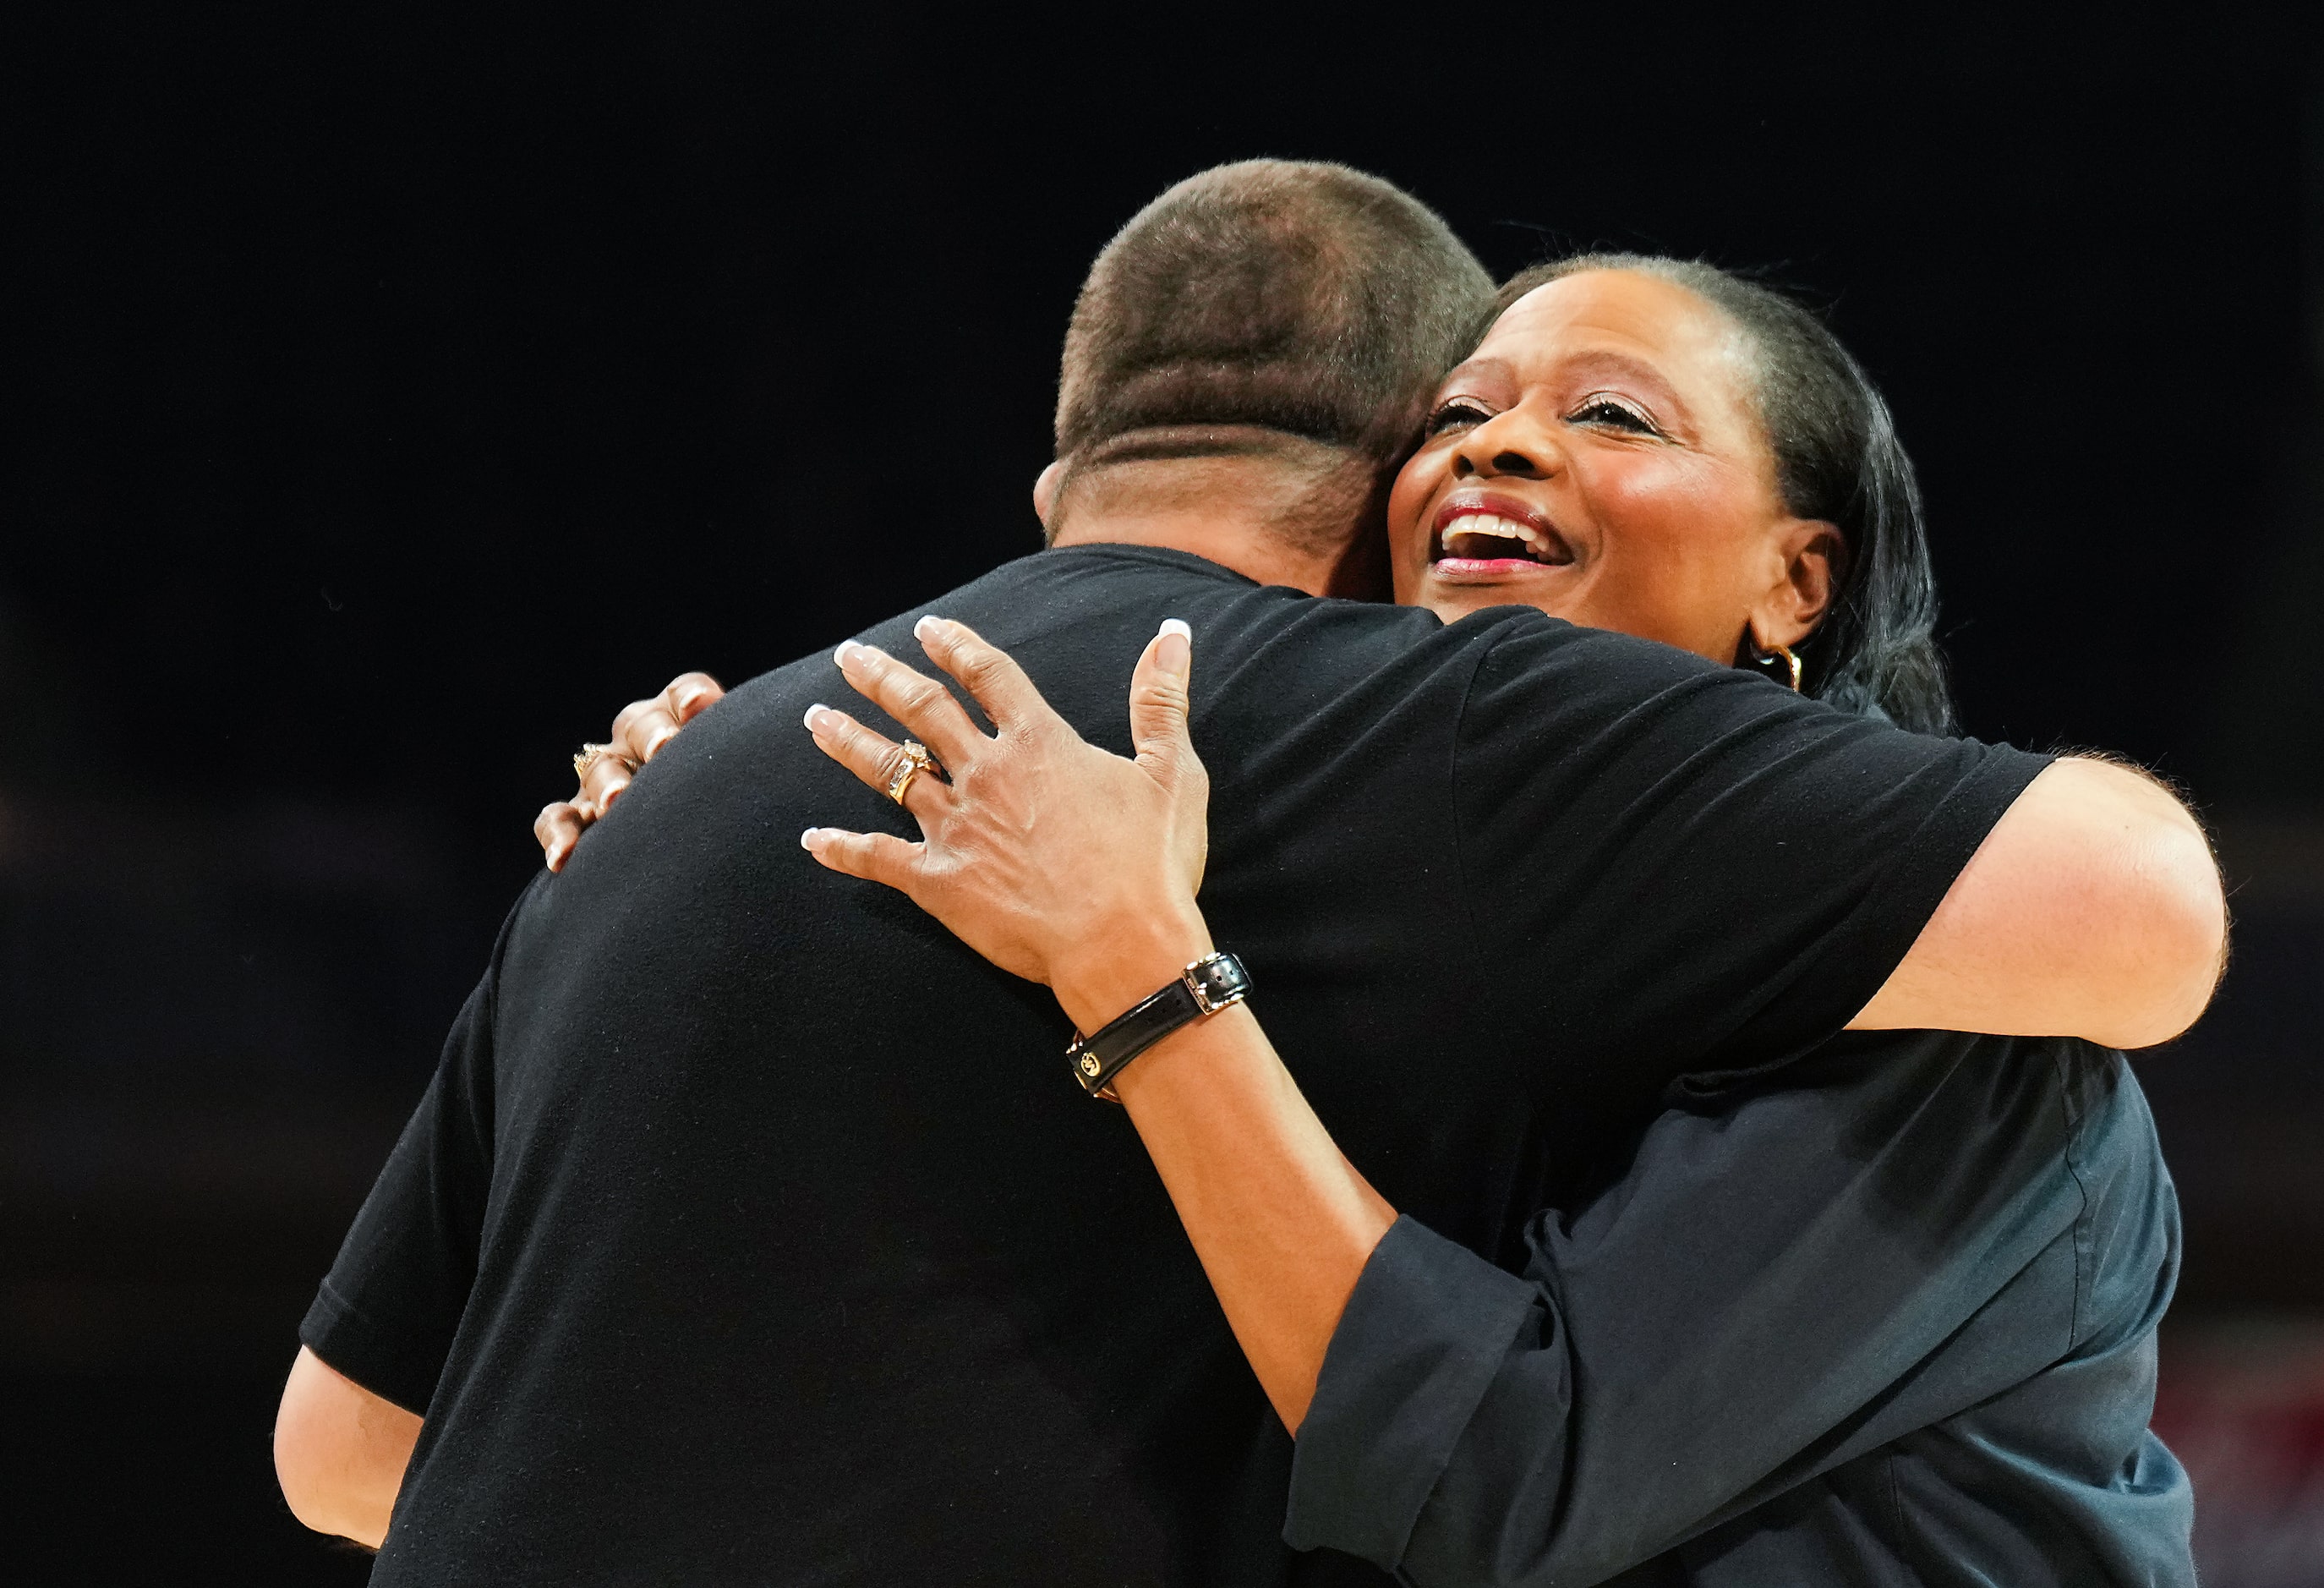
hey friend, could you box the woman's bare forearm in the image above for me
[1058,943,1396,1433]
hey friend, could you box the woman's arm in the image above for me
[800,622,2186,1583]
[801,618,1388,1431]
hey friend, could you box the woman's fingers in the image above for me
[613,671,725,766]
[665,671,725,726]
[804,703,949,818]
[834,641,984,767]
[799,826,924,894]
[1127,619,1201,795]
[536,799,595,872]
[910,616,1060,739]
[579,745,640,811]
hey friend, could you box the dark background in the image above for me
[5,5,2322,1582]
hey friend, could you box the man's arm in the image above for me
[541,659,2228,1054]
[278,907,518,1546]
[1452,620,2227,1066]
[275,1345,420,1549]
[1851,756,2225,1049]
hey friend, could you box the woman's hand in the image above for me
[810,616,1395,1434]
[801,616,1211,1035]
[535,671,725,870]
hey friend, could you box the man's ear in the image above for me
[1033,461,1064,532]
[1749,519,1846,650]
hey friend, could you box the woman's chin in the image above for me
[1414,558,1577,620]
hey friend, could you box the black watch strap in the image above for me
[1067,951,1253,1101]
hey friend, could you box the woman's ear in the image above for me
[1749,518,1846,650]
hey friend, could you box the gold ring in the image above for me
[885,741,938,806]
[573,742,630,781]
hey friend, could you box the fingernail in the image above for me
[799,827,820,850]
[645,726,676,758]
[673,687,704,713]
[1156,617,1190,679]
[913,614,947,643]
[804,704,831,733]
[834,642,856,670]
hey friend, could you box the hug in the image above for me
[277,160,2223,1586]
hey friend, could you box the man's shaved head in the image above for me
[1054,161,1493,479]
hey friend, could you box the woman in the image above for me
[552,259,2199,1583]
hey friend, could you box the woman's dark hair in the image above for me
[1495,256,1955,734]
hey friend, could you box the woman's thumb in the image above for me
[1129,618,1196,786]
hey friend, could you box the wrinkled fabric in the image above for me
[1290,1035,2191,1587]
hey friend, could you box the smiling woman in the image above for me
[1398,256,1951,731]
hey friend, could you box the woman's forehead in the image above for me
[1482,270,1748,388]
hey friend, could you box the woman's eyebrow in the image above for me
[1557,348,1678,392]
[1554,348,1694,420]
[1438,355,1515,391]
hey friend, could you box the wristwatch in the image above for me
[1066,950,1253,1101]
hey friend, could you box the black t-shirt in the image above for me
[305,545,2050,1586]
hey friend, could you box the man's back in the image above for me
[314,545,2046,1585]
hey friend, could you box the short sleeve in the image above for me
[298,882,536,1414]
[1453,616,2053,1085]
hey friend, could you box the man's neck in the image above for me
[1049,510,1350,597]
[1043,448,1389,600]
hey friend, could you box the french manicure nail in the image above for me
[799,827,819,849]
[804,703,829,732]
[834,642,855,669]
[1156,617,1191,678]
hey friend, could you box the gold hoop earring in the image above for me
[1765,643,1802,692]
[1736,629,1802,692]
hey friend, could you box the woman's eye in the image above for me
[1570,397,1658,434]
[1425,399,1492,435]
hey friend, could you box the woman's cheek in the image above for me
[1386,454,1447,595]
[1583,459,1758,653]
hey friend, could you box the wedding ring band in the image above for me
[886,741,938,806]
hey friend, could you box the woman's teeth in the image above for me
[1439,512,1556,563]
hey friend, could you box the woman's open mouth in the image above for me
[1428,492,1576,580]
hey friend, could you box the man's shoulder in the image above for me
[715,546,1531,734]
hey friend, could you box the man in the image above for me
[276,162,2219,1583]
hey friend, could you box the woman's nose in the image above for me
[1451,413,1556,481]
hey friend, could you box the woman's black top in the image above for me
[1290,1029,2190,1585]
